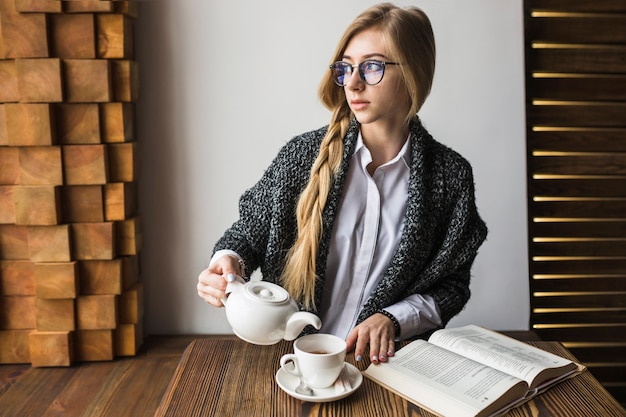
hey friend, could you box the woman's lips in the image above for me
[350,100,369,110]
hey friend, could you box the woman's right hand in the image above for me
[197,255,241,307]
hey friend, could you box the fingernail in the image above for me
[356,355,362,362]
[226,273,235,282]
[380,355,386,361]
[387,351,394,357]
[372,355,378,362]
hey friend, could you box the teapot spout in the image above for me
[284,312,322,340]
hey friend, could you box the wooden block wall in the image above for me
[0,0,143,367]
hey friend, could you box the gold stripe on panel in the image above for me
[532,72,626,79]
[533,151,623,156]
[530,12,618,18]
[533,238,626,242]
[533,274,626,278]
[532,126,626,131]
[532,42,626,50]
[564,342,626,349]
[533,307,626,313]
[534,197,626,202]
[532,100,621,106]
[533,323,626,329]
[533,218,626,222]
[533,175,626,179]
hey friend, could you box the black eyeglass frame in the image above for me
[329,59,400,86]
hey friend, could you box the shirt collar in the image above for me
[354,130,411,170]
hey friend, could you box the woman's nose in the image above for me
[346,68,364,90]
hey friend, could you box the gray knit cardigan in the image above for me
[213,117,487,335]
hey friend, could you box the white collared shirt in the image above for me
[211,131,442,340]
[318,132,441,339]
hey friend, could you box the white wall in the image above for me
[136,0,529,335]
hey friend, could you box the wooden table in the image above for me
[155,337,626,417]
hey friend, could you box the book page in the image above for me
[364,339,528,417]
[428,325,577,388]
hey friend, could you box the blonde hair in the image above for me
[280,3,436,310]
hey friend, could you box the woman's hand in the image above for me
[197,255,241,307]
[346,313,396,365]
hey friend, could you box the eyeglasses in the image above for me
[329,59,399,86]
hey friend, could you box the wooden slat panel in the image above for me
[528,129,626,152]
[525,1,626,405]
[608,386,626,409]
[606,386,626,404]
[528,75,626,101]
[528,47,626,73]
[531,240,626,257]
[531,178,626,197]
[568,345,626,364]
[532,294,626,309]
[527,102,626,127]
[531,276,625,291]
[531,154,626,175]
[527,16,626,44]
[584,366,626,385]
[531,310,626,324]
[530,221,626,238]
[526,0,626,13]
[532,325,626,343]
[530,259,626,274]
[532,200,626,218]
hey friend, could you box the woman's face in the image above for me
[341,28,411,132]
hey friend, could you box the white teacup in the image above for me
[280,333,347,389]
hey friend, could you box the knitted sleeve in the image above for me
[421,155,487,324]
[211,127,326,279]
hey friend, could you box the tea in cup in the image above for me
[279,333,346,389]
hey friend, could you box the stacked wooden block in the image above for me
[0,0,143,366]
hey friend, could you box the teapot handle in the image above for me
[221,275,246,306]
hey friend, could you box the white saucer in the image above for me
[275,362,363,402]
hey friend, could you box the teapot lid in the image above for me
[245,281,290,304]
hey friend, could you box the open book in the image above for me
[362,325,585,417]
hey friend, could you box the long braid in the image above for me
[280,3,436,310]
[281,106,351,310]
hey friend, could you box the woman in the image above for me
[197,3,487,365]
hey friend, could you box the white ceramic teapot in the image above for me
[222,278,322,345]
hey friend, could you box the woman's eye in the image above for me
[364,62,380,72]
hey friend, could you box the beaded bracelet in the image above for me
[377,309,401,338]
[236,257,246,277]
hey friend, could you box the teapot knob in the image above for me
[259,288,273,298]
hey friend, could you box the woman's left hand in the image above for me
[346,313,396,365]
